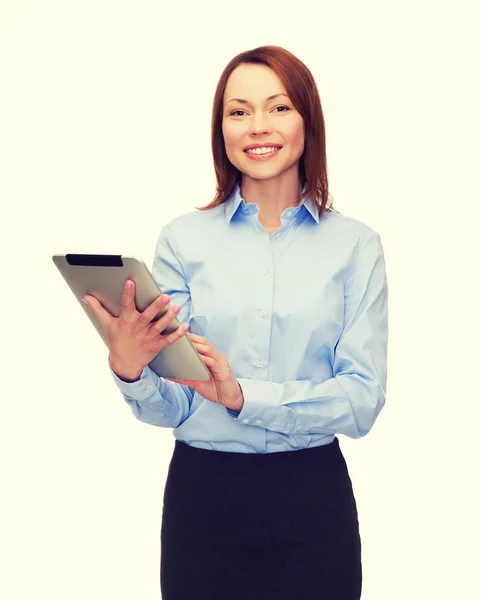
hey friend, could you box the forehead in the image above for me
[223,64,286,98]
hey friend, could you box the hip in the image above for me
[162,437,360,548]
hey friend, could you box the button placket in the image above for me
[255,249,273,384]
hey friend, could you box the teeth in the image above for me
[246,146,280,155]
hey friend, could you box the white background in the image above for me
[1,0,480,598]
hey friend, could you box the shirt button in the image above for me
[147,386,153,390]
[275,233,281,239]
[260,310,267,318]
[256,420,262,425]
[263,268,269,275]
[256,361,263,368]
[286,211,292,217]
[243,418,250,424]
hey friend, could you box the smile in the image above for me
[244,147,282,160]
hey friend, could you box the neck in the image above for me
[240,170,303,226]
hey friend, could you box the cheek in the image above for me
[285,119,305,147]
[222,120,242,148]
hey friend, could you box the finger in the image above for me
[191,341,213,356]
[119,280,137,321]
[188,333,208,343]
[199,355,224,376]
[139,293,171,326]
[191,340,224,362]
[202,356,216,368]
[191,346,223,373]
[82,294,114,330]
[155,321,190,348]
[192,347,229,379]
[148,304,182,338]
[189,335,220,357]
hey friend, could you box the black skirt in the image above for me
[161,437,362,600]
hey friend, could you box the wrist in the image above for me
[228,383,245,412]
[109,356,143,382]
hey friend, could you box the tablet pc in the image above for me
[52,253,211,381]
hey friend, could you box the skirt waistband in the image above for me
[171,437,342,478]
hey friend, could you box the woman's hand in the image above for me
[82,280,190,382]
[167,333,244,412]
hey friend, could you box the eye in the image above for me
[228,105,291,117]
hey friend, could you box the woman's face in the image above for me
[222,63,305,182]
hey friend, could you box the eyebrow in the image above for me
[225,93,289,106]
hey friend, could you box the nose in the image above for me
[248,112,272,136]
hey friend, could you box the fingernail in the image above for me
[183,324,190,331]
[81,298,89,305]
[126,280,133,289]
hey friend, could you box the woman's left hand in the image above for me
[166,333,244,412]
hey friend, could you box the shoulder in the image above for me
[164,205,224,237]
[321,208,382,245]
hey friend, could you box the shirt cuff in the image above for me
[109,360,160,401]
[225,378,280,429]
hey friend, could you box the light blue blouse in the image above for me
[109,181,389,453]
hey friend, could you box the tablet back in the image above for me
[52,253,210,381]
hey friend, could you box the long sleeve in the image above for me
[227,231,389,439]
[110,224,194,428]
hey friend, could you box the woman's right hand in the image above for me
[82,279,190,382]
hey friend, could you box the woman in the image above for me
[83,45,388,600]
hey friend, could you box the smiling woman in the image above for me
[221,66,305,203]
[106,45,388,600]
[197,45,335,226]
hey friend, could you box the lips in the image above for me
[243,144,283,152]
[244,147,282,161]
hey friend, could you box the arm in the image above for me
[110,224,194,428]
[226,231,389,439]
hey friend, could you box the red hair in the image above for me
[195,45,338,217]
